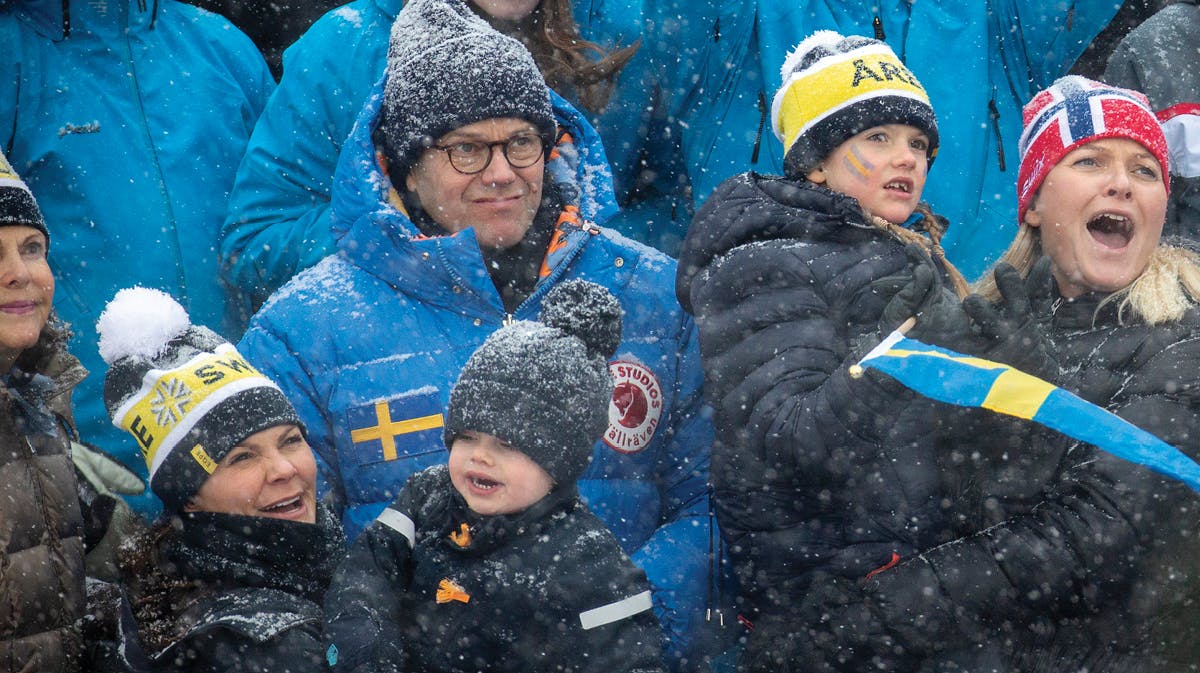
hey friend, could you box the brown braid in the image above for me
[867,203,971,299]
[474,0,640,113]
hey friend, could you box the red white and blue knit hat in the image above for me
[1017,75,1170,222]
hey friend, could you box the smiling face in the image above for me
[405,118,545,250]
[186,424,318,523]
[807,124,930,225]
[0,226,53,372]
[448,430,554,516]
[1025,138,1167,298]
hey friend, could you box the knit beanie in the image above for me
[380,0,557,179]
[0,150,50,246]
[444,280,622,486]
[1018,75,1170,223]
[97,287,303,513]
[771,30,939,179]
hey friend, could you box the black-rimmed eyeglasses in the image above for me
[431,133,546,175]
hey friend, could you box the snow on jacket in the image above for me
[220,0,683,309]
[0,0,275,515]
[1103,0,1200,242]
[325,465,666,673]
[675,172,961,668]
[0,328,87,672]
[98,509,341,673]
[236,76,714,666]
[851,277,1200,672]
[648,0,1126,274]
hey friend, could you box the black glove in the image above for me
[878,244,976,353]
[961,258,1061,381]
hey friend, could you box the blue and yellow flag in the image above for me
[852,331,1200,494]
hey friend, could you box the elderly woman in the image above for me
[808,76,1200,672]
[93,287,343,673]
[0,154,88,670]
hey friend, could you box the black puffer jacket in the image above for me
[676,173,961,667]
[100,507,344,673]
[0,324,87,672]
[859,283,1200,672]
[325,465,666,673]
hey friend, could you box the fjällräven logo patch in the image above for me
[604,361,662,454]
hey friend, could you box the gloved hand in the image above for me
[878,244,977,353]
[962,258,1061,381]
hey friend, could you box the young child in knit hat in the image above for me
[674,31,986,672]
[323,279,666,673]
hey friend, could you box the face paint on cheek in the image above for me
[841,143,874,183]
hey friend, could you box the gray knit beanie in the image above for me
[445,280,622,486]
[381,0,557,179]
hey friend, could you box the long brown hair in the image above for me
[472,0,640,113]
[870,203,972,299]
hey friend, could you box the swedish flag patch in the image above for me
[346,393,445,464]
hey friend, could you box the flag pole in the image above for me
[850,317,915,379]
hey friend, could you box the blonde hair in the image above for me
[868,203,972,299]
[974,224,1200,325]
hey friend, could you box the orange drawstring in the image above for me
[436,579,470,604]
[449,523,472,548]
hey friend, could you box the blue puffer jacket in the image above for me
[221,0,685,309]
[237,77,717,668]
[0,0,275,515]
[647,0,1126,276]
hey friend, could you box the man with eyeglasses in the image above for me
[237,0,723,669]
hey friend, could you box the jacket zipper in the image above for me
[750,91,767,164]
[989,90,1006,171]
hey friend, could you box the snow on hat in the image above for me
[444,280,622,486]
[1018,75,1170,223]
[0,150,49,246]
[771,30,938,179]
[97,287,303,513]
[1157,103,1200,179]
[380,0,556,179]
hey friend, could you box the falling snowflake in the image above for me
[150,378,193,426]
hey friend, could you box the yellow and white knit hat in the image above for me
[97,287,302,513]
[772,30,938,178]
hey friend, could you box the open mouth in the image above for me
[883,180,912,194]
[1087,213,1133,248]
[470,476,500,492]
[261,496,304,515]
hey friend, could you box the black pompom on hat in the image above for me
[444,280,622,486]
[97,287,303,513]
[772,30,939,178]
[380,0,556,179]
[0,150,50,246]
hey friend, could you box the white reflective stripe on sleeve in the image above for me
[578,590,653,630]
[375,508,415,547]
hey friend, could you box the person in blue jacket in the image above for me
[647,0,1135,275]
[236,0,718,668]
[220,0,677,311]
[0,0,275,515]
